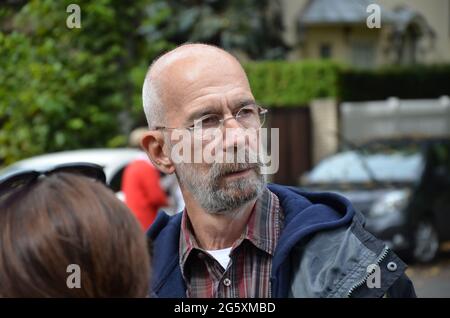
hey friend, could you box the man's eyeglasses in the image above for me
[153,104,268,139]
[0,162,106,199]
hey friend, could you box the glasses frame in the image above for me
[153,104,268,132]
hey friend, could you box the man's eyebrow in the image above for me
[233,99,256,110]
[184,105,222,125]
[184,99,256,126]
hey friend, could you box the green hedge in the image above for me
[244,60,342,107]
[244,62,450,105]
[338,64,450,101]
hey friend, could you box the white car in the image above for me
[0,148,184,214]
[0,148,145,193]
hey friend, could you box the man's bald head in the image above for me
[142,43,250,129]
[140,44,264,215]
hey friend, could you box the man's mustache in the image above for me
[211,162,262,178]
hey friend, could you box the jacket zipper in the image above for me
[347,246,390,298]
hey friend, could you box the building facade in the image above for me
[281,0,450,67]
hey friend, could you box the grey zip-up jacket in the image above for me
[148,184,416,298]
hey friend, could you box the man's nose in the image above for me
[222,115,242,129]
[222,119,245,150]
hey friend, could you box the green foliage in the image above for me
[142,0,288,60]
[244,62,450,107]
[338,64,450,101]
[0,0,289,165]
[2,1,449,167]
[244,60,342,107]
[0,0,172,165]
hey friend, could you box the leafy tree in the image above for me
[0,0,293,167]
[0,0,172,165]
[141,0,288,60]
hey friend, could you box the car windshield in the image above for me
[307,144,425,184]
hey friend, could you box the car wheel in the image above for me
[413,220,439,263]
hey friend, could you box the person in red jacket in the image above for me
[122,129,168,230]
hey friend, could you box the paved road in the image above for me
[406,248,450,298]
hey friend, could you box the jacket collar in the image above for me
[148,183,357,297]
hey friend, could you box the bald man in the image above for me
[142,44,415,298]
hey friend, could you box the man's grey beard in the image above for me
[175,161,266,215]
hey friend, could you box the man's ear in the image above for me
[141,131,175,174]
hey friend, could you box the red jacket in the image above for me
[122,159,167,230]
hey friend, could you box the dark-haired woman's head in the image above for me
[0,172,150,297]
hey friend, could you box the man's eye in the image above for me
[238,107,256,117]
[197,115,219,127]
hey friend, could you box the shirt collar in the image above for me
[240,188,281,256]
[179,187,282,268]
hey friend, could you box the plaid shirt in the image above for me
[179,188,283,298]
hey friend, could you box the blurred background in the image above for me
[1,0,450,297]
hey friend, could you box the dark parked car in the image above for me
[301,138,450,263]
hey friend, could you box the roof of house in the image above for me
[298,0,395,25]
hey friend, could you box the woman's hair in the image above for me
[0,172,150,297]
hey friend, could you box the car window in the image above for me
[109,166,126,192]
[429,142,450,180]
[308,148,424,184]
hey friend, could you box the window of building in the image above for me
[319,43,332,59]
[351,41,375,68]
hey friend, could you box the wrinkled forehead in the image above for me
[151,46,246,80]
[152,50,252,114]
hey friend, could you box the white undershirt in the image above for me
[206,247,232,270]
